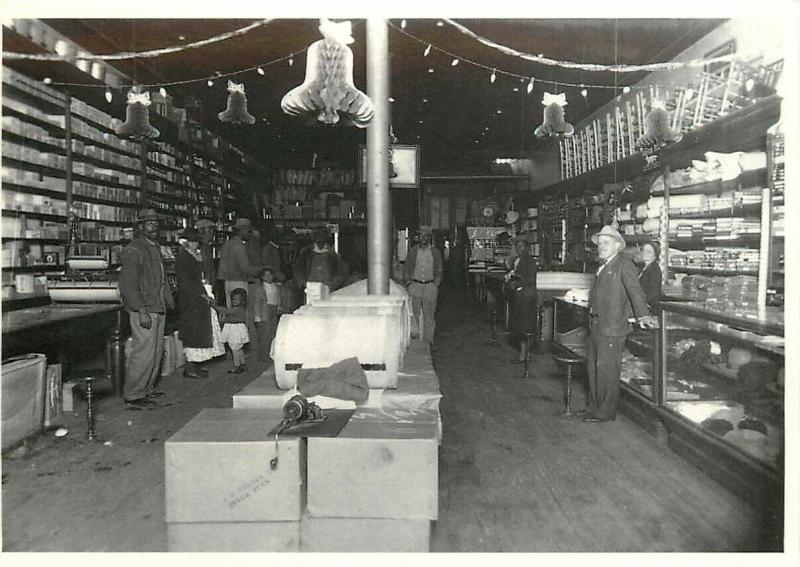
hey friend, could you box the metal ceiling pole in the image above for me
[366,18,391,294]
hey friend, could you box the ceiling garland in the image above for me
[3,18,273,61]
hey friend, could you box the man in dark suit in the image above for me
[580,225,658,423]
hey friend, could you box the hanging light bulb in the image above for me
[288,54,294,67]
[527,78,535,94]
[490,69,496,84]
[159,87,167,98]
[428,68,434,74]
[745,78,755,92]
[623,86,631,94]
[581,88,588,98]
[43,77,52,84]
[257,67,265,76]
[424,44,432,57]
[401,19,407,29]
[105,89,113,103]
[207,79,214,87]
[451,58,459,67]
[388,97,395,103]
[436,20,444,27]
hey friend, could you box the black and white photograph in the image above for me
[0,0,797,563]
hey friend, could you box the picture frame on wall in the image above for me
[358,144,421,188]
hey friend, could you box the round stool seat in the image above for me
[552,352,585,365]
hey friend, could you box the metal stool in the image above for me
[73,369,108,441]
[550,344,586,415]
[523,332,536,379]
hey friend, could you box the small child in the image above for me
[254,267,281,363]
[214,287,249,373]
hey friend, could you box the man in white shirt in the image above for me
[403,225,443,345]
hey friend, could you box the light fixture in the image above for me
[43,77,52,84]
[418,120,423,124]
[401,19,407,29]
[428,68,434,73]
[178,35,186,41]
[527,78,535,94]
[496,109,503,114]
[159,87,167,98]
[105,89,113,103]
[490,70,496,83]
[288,54,294,67]
[581,88,588,98]
[513,87,519,92]
[422,97,429,103]
[451,58,459,66]
[745,78,755,92]
[389,97,395,102]
[257,67,265,76]
[537,53,544,57]
[623,86,631,94]
[424,44,431,57]
[436,20,444,27]
[207,79,214,87]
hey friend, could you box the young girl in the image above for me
[214,287,249,373]
[253,267,281,363]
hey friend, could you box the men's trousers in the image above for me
[408,281,438,344]
[124,310,166,401]
[586,320,628,420]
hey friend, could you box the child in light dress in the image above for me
[212,287,249,373]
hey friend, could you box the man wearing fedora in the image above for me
[403,225,443,345]
[580,225,657,423]
[118,209,174,409]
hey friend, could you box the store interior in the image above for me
[0,13,795,556]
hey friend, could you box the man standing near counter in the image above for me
[118,209,174,409]
[403,225,443,345]
[581,225,658,423]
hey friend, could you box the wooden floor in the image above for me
[1,282,775,552]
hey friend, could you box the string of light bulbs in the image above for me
[39,47,305,90]
[442,18,750,73]
[389,21,646,92]
[3,19,273,61]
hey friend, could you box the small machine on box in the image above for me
[269,394,326,469]
[47,256,120,303]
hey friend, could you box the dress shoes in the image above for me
[582,414,614,423]
[146,390,166,399]
[183,369,206,379]
[125,398,158,410]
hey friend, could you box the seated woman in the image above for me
[505,234,538,364]
[637,241,663,313]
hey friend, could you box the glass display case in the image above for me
[659,301,784,473]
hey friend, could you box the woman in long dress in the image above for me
[175,228,225,378]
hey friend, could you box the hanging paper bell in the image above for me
[218,81,256,125]
[115,89,159,140]
[534,92,574,138]
[281,19,374,127]
[635,99,682,149]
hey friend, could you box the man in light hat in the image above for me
[580,225,657,423]
[118,209,174,409]
[218,217,260,308]
[403,225,443,345]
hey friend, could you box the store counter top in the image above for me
[2,303,121,334]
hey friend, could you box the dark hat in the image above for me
[180,227,201,242]
[135,208,160,223]
[233,217,252,229]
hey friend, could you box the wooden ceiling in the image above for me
[7,18,725,172]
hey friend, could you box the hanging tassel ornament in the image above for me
[635,99,682,149]
[115,89,159,140]
[533,92,574,138]
[280,19,374,127]
[218,81,256,125]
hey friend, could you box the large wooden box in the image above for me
[167,521,300,552]
[2,353,47,451]
[301,516,430,552]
